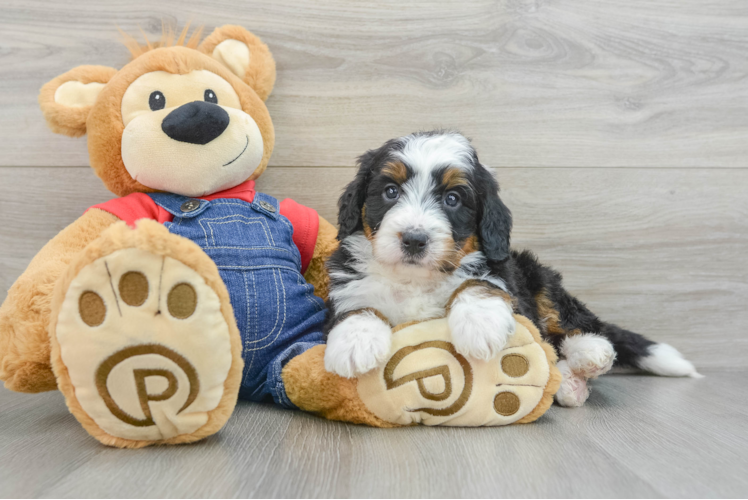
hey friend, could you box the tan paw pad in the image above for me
[357,317,553,426]
[56,248,234,442]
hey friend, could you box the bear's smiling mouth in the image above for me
[222,135,249,167]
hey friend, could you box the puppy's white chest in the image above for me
[352,274,454,325]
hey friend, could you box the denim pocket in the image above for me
[199,211,276,249]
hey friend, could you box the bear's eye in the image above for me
[204,89,218,104]
[149,91,165,111]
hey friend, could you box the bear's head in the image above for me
[39,25,275,198]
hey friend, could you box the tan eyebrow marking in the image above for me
[381,161,408,184]
[442,168,468,189]
[362,204,374,240]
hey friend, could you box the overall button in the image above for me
[259,200,276,213]
[181,199,201,213]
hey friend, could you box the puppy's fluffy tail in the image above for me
[601,323,703,378]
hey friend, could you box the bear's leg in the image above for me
[48,220,243,448]
[0,209,120,393]
[282,315,561,427]
[282,344,397,427]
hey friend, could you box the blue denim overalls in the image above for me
[147,192,326,408]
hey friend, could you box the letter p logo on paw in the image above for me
[357,318,552,426]
[54,248,235,442]
[95,344,199,429]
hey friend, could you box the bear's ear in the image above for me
[38,65,118,137]
[198,25,276,101]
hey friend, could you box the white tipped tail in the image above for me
[637,343,704,378]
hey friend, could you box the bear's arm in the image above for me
[0,208,120,393]
[303,215,339,302]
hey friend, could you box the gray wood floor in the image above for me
[1,370,746,498]
[2,0,748,497]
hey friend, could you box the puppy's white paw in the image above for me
[448,292,516,361]
[555,360,590,407]
[325,312,392,378]
[562,334,616,379]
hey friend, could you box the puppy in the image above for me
[323,131,701,407]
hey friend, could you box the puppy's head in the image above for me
[338,131,512,271]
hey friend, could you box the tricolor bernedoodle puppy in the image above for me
[323,131,701,407]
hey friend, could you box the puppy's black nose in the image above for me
[401,231,429,256]
[161,101,229,145]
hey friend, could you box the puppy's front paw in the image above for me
[325,312,392,378]
[448,293,516,361]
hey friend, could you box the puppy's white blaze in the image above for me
[448,288,516,361]
[561,333,616,379]
[555,360,590,408]
[638,343,703,378]
[395,133,474,174]
[373,168,452,269]
[324,312,392,378]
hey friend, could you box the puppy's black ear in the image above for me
[337,171,367,240]
[337,148,378,240]
[476,165,513,262]
[338,139,403,240]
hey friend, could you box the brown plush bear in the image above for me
[0,25,560,448]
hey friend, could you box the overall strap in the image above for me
[251,192,280,220]
[147,192,211,219]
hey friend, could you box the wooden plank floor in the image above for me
[1,370,746,498]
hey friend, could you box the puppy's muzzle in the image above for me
[401,230,429,257]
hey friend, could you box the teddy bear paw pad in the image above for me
[53,247,236,445]
[356,317,555,426]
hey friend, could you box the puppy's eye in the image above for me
[149,91,165,111]
[204,89,218,104]
[383,184,400,201]
[444,192,461,208]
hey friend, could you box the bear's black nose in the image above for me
[161,101,230,145]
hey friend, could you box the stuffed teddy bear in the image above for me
[0,25,561,448]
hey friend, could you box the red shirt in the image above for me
[89,181,319,273]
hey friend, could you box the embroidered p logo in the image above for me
[95,344,200,427]
[356,318,553,426]
[383,341,473,417]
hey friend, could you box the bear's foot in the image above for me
[49,220,243,448]
[284,315,561,427]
